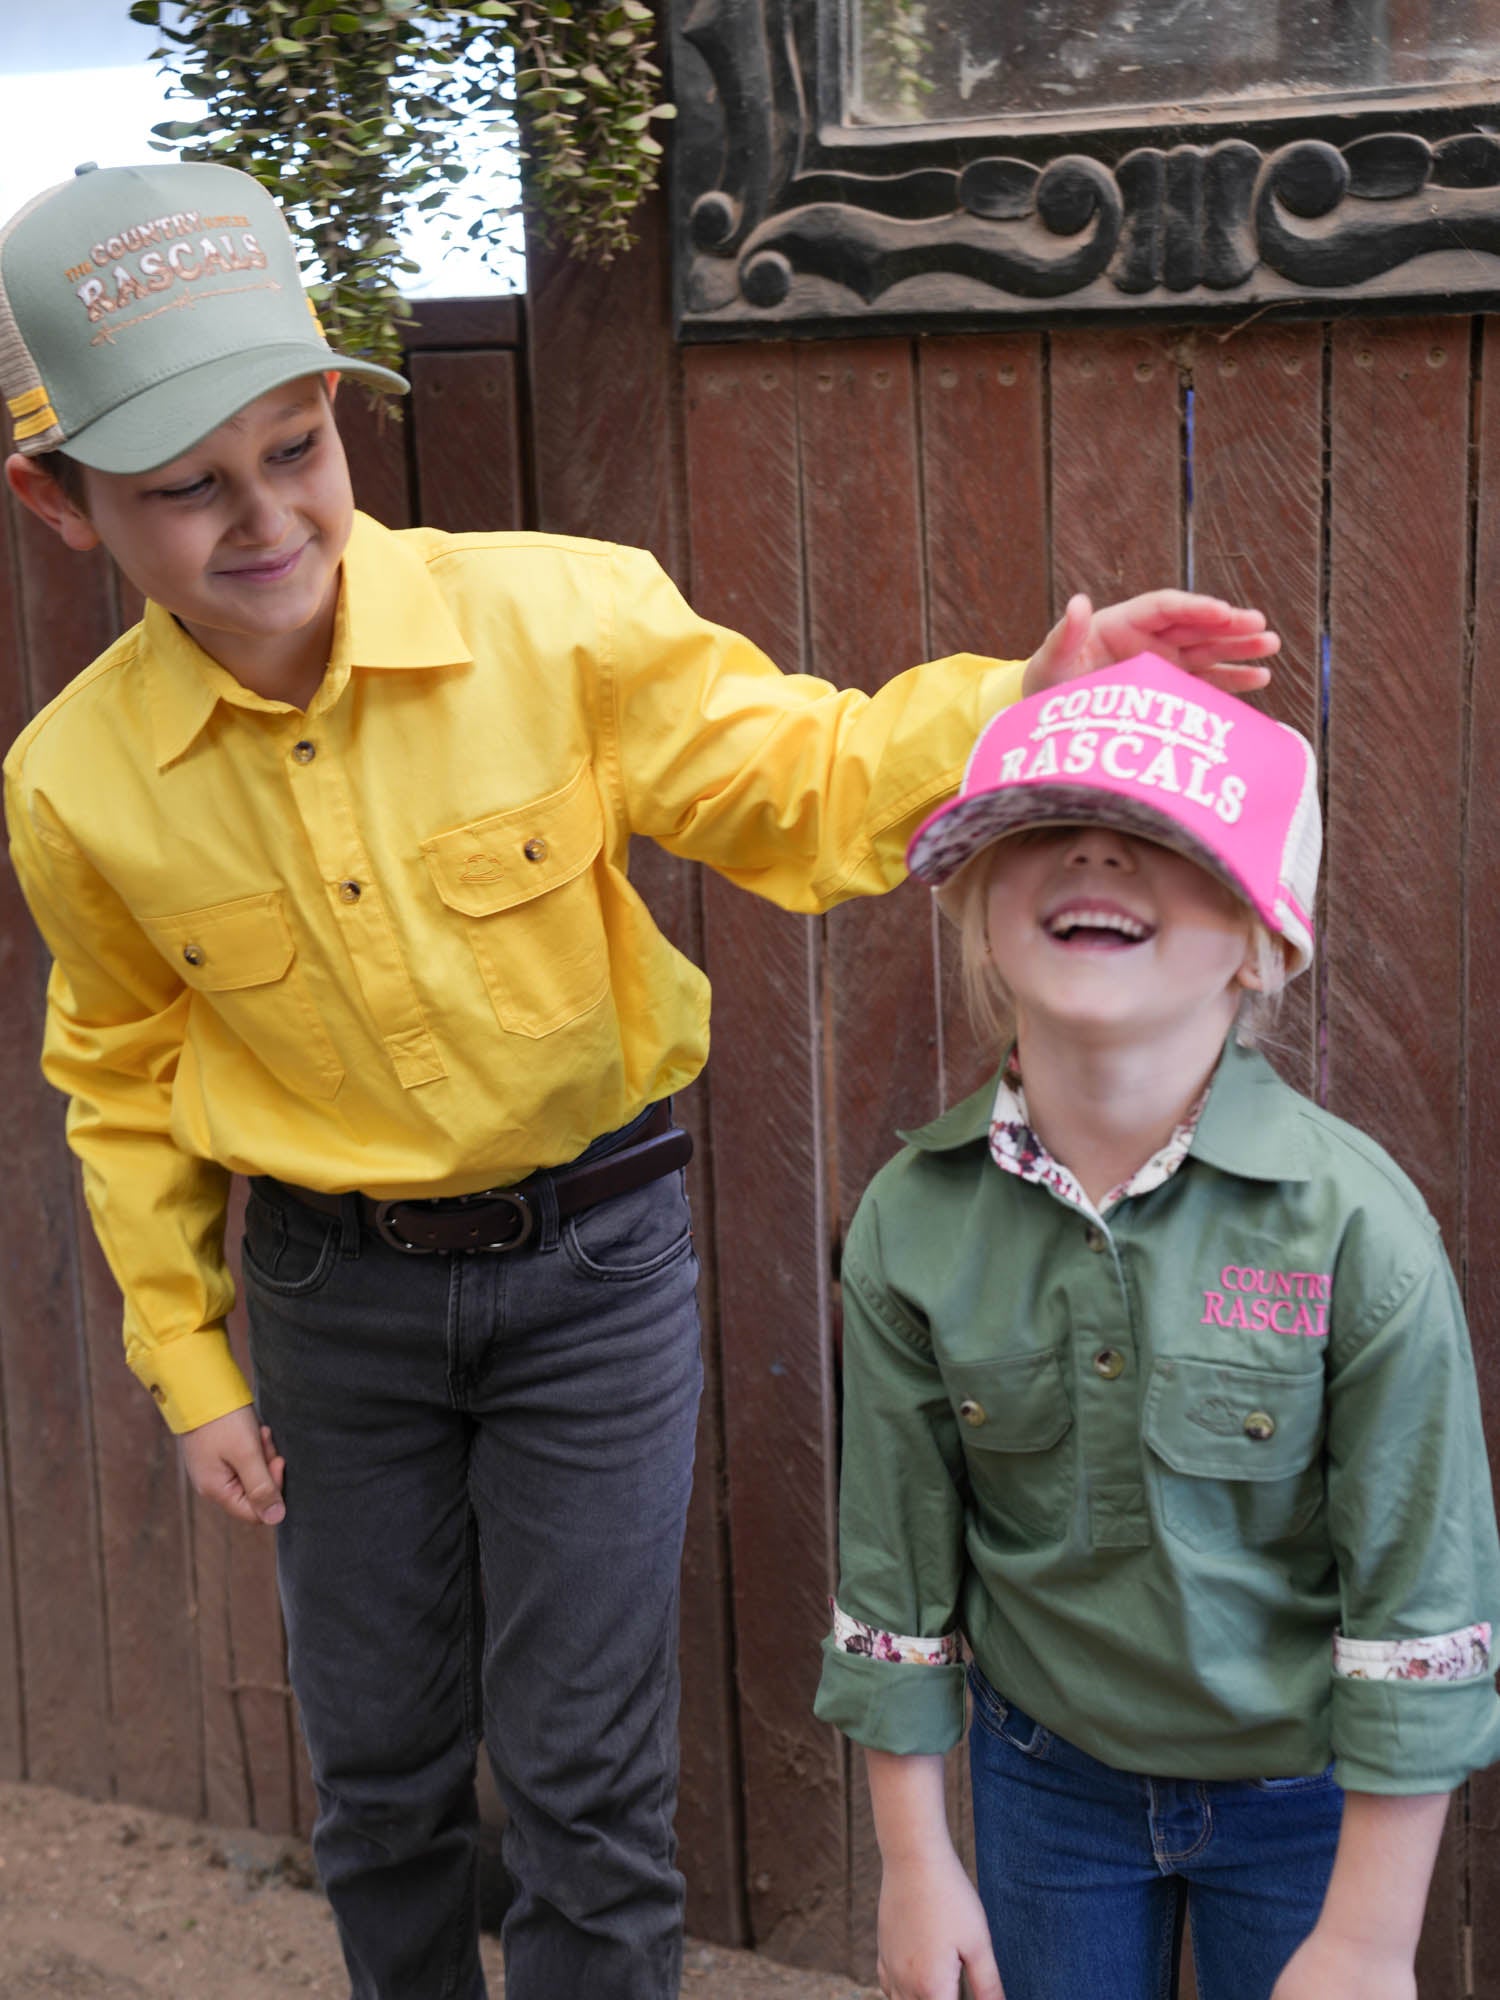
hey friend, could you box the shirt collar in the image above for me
[146,511,473,770]
[901,1035,1309,1186]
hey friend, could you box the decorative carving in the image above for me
[671,0,1500,337]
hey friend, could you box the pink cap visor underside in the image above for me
[907,654,1317,963]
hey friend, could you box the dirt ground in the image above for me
[0,1783,879,2000]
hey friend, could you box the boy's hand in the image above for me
[1022,590,1279,697]
[179,1408,287,1527]
[876,1846,1005,2000]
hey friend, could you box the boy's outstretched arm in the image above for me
[1269,1789,1448,2000]
[180,1411,287,1527]
[866,1749,1004,2000]
[1022,590,1278,696]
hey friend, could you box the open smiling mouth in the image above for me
[1042,909,1156,949]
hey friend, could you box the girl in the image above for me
[815,653,1500,2000]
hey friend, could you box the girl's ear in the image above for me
[4,452,101,552]
[1234,925,1288,994]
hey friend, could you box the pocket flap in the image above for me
[941,1347,1072,1453]
[143,892,294,993]
[423,765,603,917]
[1143,1357,1324,1482]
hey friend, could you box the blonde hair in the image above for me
[947,839,1292,1055]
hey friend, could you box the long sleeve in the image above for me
[814,1201,971,1753]
[6,781,246,1434]
[1325,1224,1500,1792]
[604,546,1025,911]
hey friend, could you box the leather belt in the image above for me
[265,1103,691,1255]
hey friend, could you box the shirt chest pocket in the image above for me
[942,1346,1075,1545]
[421,765,611,1040]
[1142,1356,1325,1555]
[141,891,344,1101]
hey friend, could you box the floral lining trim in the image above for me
[829,1599,961,1667]
[989,1049,1207,1222]
[1333,1623,1493,1684]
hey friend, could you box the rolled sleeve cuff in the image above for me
[126,1325,254,1435]
[814,1638,967,1754]
[1330,1671,1500,1793]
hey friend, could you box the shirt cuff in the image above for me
[1334,1623,1492,1684]
[127,1325,254,1435]
[814,1636,967,1754]
[830,1601,962,1667]
[1330,1662,1500,1793]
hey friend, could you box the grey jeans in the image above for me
[243,1108,702,2000]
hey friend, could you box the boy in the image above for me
[1,160,1278,2000]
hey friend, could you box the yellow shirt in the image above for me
[4,512,1024,1434]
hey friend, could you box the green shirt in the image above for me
[815,1038,1500,1794]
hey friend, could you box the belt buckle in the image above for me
[374,1189,536,1255]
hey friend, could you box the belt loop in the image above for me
[533,1171,561,1254]
[339,1192,362,1259]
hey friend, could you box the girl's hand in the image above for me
[876,1845,1004,2000]
[1021,590,1279,698]
[1270,1923,1416,2000]
[179,1407,287,1526]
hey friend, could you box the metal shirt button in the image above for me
[958,1398,987,1428]
[182,945,204,967]
[523,837,548,862]
[1243,1410,1277,1441]
[292,739,316,764]
[338,879,362,903]
[1084,1225,1107,1253]
[1093,1348,1125,1380]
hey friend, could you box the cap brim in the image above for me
[60,340,408,473]
[913,782,1311,975]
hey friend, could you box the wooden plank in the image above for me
[338,384,412,530]
[797,336,935,1978]
[526,192,685,578]
[1049,328,1183,606]
[1,498,115,1795]
[1190,323,1325,1095]
[919,332,1050,1110]
[527,198,744,1946]
[685,340,842,1966]
[196,1183,297,1832]
[404,297,523,351]
[1325,316,1470,2000]
[74,1194,203,1818]
[1464,313,1500,2000]
[0,490,36,1782]
[410,351,526,533]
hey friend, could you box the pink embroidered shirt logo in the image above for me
[907,652,1322,975]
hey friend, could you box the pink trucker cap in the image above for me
[907,653,1321,975]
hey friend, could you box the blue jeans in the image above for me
[968,1668,1343,2000]
[243,1106,702,2000]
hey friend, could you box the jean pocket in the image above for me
[968,1668,1052,1758]
[562,1171,693,1282]
[1252,1765,1338,1791]
[241,1192,340,1298]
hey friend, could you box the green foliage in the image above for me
[126,0,675,375]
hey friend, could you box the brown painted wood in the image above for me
[74,1199,203,1818]
[1326,316,1471,1999]
[410,351,526,533]
[1050,328,1184,606]
[1,501,116,1796]
[527,201,743,1947]
[339,385,412,530]
[796,336,936,1975]
[685,340,845,1967]
[1465,313,1500,2000]
[526,195,685,579]
[404,297,523,351]
[1189,322,1324,1094]
[918,333,1050,1110]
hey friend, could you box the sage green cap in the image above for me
[0,160,407,474]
